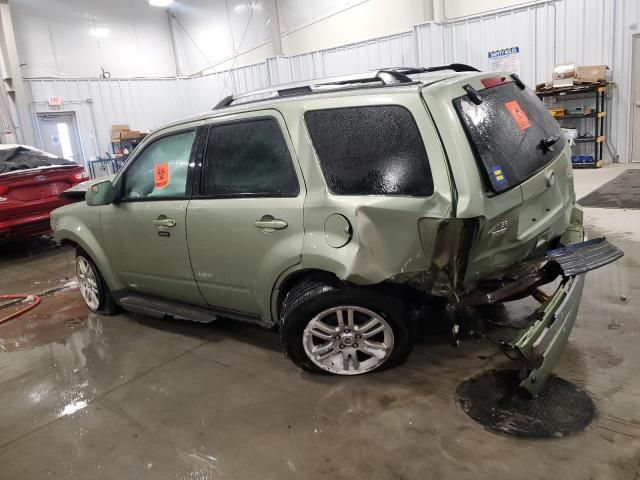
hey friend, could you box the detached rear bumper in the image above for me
[514,273,586,395]
[511,219,623,395]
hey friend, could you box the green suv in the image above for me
[52,65,622,394]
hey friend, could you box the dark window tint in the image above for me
[203,119,299,197]
[453,81,565,193]
[305,106,433,196]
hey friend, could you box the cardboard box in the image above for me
[119,130,142,140]
[553,63,575,80]
[111,125,130,143]
[575,65,608,83]
[548,107,565,117]
[110,125,145,143]
[552,63,576,88]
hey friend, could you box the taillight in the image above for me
[72,170,90,182]
[0,185,8,202]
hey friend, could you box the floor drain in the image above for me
[456,369,596,438]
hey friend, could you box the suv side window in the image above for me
[202,118,299,197]
[305,105,434,196]
[122,130,195,200]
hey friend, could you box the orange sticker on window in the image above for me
[505,100,531,130]
[154,162,169,188]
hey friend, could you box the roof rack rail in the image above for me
[380,64,480,75]
[212,63,480,110]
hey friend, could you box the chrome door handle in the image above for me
[153,217,176,228]
[635,101,640,107]
[253,216,288,231]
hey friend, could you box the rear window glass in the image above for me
[304,106,433,196]
[453,82,565,193]
[0,146,76,174]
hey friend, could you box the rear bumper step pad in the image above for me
[546,237,624,276]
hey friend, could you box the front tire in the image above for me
[280,281,413,375]
[75,252,118,315]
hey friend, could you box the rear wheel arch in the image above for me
[272,268,342,324]
[279,279,414,374]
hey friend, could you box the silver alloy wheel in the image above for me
[76,256,100,311]
[302,305,395,375]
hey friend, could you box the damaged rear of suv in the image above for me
[52,65,622,394]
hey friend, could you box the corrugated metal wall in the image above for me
[26,62,271,161]
[266,30,415,84]
[25,0,640,164]
[414,0,639,163]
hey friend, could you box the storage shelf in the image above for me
[538,84,608,169]
[555,111,607,120]
[574,135,605,144]
[572,159,605,169]
[556,113,595,119]
[537,84,608,98]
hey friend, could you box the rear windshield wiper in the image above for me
[538,135,561,154]
[462,84,483,105]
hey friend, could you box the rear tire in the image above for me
[280,281,414,375]
[75,251,118,315]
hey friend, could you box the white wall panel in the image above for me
[25,62,272,164]
[415,22,446,67]
[23,0,640,165]
[280,0,430,56]
[27,78,185,164]
[444,0,541,19]
[278,0,364,33]
[12,0,176,78]
[170,0,274,76]
[321,31,416,77]
[275,31,416,84]
[417,0,640,163]
[424,3,559,85]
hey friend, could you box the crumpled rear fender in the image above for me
[298,195,463,296]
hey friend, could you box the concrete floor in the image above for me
[1,165,639,480]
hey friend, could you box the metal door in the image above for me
[186,111,305,319]
[100,127,205,305]
[36,112,83,164]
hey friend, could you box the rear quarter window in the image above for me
[454,81,565,193]
[304,105,434,196]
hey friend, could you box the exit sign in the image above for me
[48,96,63,106]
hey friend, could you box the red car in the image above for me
[0,145,88,242]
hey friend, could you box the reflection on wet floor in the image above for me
[0,229,639,479]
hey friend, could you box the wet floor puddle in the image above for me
[0,288,89,352]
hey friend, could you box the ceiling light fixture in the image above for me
[148,0,174,7]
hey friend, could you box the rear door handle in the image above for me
[253,216,288,231]
[153,217,176,228]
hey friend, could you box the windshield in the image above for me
[453,81,565,193]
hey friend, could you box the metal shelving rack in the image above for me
[537,84,608,168]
